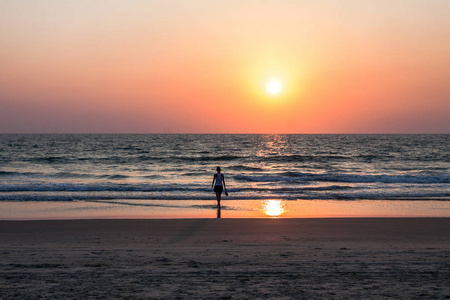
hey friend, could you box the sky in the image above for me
[1,0,449,133]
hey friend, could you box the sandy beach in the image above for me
[1,218,449,299]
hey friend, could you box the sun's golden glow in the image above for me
[266,79,282,95]
[262,200,286,217]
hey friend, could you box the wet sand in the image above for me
[1,218,449,299]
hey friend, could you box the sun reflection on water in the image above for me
[262,200,286,217]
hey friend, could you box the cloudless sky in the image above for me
[1,0,449,133]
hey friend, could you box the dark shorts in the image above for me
[214,185,223,193]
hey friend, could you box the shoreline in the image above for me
[1,199,449,220]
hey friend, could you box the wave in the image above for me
[234,173,450,184]
[0,183,356,193]
[15,152,449,164]
[228,165,264,171]
[0,183,203,192]
[5,169,448,184]
[1,192,448,202]
[0,171,163,180]
[98,174,130,180]
[29,156,68,163]
[0,171,40,177]
[17,153,245,165]
[256,154,350,163]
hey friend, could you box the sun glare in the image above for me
[266,79,282,95]
[262,200,286,217]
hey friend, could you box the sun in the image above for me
[266,79,282,95]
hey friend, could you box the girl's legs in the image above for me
[215,192,222,207]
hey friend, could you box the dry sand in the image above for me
[1,218,449,299]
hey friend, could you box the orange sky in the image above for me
[1,0,449,133]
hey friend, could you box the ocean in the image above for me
[1,134,448,204]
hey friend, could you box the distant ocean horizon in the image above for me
[1,134,448,204]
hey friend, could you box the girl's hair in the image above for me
[216,166,221,172]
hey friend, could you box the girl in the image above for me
[211,166,228,207]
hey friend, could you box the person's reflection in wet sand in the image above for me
[217,206,221,218]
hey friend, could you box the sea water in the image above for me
[0,134,449,218]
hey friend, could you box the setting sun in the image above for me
[266,79,282,95]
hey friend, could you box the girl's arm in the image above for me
[223,175,226,191]
[211,174,216,188]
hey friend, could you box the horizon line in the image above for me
[0,132,448,135]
